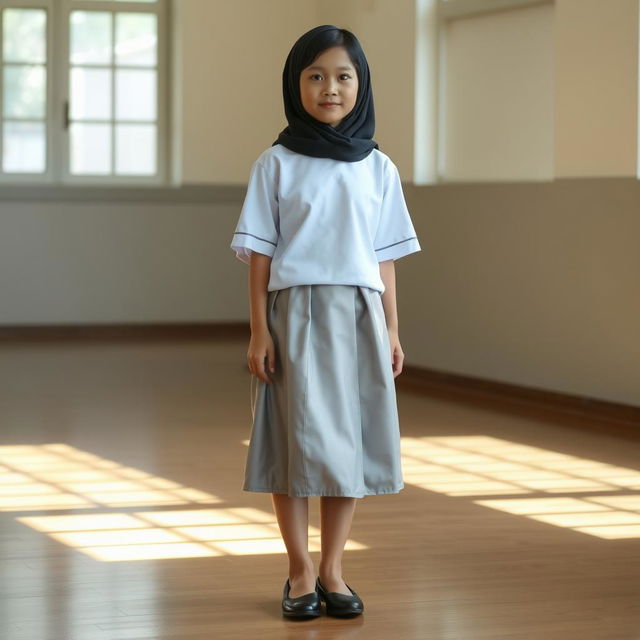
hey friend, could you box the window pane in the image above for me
[70,11,111,65]
[115,124,155,175]
[70,122,111,174]
[3,65,46,119]
[115,13,157,66]
[3,121,45,173]
[116,69,155,120]
[70,67,111,120]
[3,8,46,64]
[64,6,159,178]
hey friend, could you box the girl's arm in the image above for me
[249,252,271,333]
[379,259,398,332]
[379,259,404,378]
[247,252,275,383]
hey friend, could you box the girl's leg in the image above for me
[318,497,358,596]
[271,493,316,597]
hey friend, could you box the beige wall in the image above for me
[554,0,638,178]
[173,0,416,183]
[442,3,555,181]
[174,0,317,184]
[172,0,638,184]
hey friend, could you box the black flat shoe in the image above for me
[316,577,364,617]
[282,578,321,619]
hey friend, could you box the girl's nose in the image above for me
[323,80,338,93]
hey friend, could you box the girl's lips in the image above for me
[320,103,340,108]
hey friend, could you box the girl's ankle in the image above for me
[318,564,342,581]
[289,562,315,578]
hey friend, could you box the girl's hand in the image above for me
[387,329,404,378]
[247,327,276,384]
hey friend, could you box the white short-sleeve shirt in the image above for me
[230,144,421,294]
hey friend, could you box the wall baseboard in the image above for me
[399,365,640,440]
[1,322,637,439]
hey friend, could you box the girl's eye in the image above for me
[310,73,352,81]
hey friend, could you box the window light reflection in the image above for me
[398,435,640,496]
[0,443,221,510]
[18,507,368,562]
[5,436,640,559]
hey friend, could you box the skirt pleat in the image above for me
[244,284,404,498]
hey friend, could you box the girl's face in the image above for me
[299,46,359,128]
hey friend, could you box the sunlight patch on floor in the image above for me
[400,435,640,495]
[3,444,368,561]
[474,495,640,539]
[7,436,640,557]
[401,436,640,539]
[17,506,367,561]
[0,443,221,510]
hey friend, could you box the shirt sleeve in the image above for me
[230,160,279,265]
[373,161,421,262]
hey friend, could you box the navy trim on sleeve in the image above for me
[233,231,277,247]
[374,236,417,252]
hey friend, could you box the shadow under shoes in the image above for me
[281,578,321,619]
[316,577,364,616]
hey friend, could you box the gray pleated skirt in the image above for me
[243,284,404,498]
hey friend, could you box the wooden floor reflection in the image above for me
[0,337,639,639]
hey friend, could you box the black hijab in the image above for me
[272,25,379,163]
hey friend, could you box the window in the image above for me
[0,0,167,185]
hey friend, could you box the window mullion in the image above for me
[51,0,67,183]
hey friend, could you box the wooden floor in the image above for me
[0,337,639,640]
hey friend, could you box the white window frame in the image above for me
[0,0,169,186]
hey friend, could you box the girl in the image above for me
[230,24,421,619]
